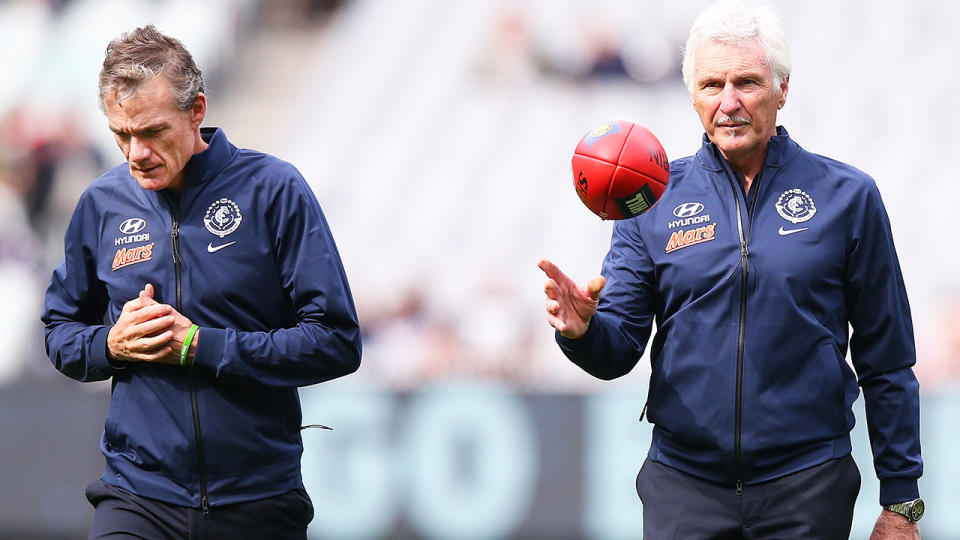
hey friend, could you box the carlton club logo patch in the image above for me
[204,198,243,238]
[775,189,817,224]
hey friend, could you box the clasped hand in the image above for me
[106,283,196,364]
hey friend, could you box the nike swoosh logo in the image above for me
[778,226,809,236]
[207,241,236,253]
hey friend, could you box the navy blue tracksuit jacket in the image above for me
[42,128,362,510]
[559,127,921,505]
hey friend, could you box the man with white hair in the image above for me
[540,1,922,537]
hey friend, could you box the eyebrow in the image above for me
[696,70,767,84]
[110,122,168,135]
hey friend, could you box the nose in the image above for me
[719,83,742,115]
[128,136,152,164]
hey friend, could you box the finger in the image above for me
[123,289,155,314]
[148,303,174,317]
[542,260,584,296]
[545,312,564,332]
[135,330,175,352]
[143,288,160,306]
[115,332,174,363]
[537,259,566,282]
[544,279,561,300]
[586,276,606,301]
[139,283,160,307]
[135,315,176,338]
[546,300,560,315]
[122,299,136,314]
[123,303,173,325]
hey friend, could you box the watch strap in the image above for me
[883,498,924,522]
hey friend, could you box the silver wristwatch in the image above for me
[883,498,924,522]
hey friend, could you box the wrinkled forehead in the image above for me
[693,39,772,79]
[103,74,175,108]
[104,78,183,130]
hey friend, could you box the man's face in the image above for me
[691,39,787,163]
[103,76,205,191]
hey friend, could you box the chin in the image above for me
[134,176,171,191]
[715,135,757,155]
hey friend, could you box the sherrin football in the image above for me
[571,121,670,220]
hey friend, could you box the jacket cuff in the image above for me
[879,477,920,506]
[89,325,125,377]
[555,315,602,353]
[192,327,226,372]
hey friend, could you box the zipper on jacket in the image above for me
[734,240,747,497]
[722,169,761,497]
[729,170,765,496]
[170,199,210,515]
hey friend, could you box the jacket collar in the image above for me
[181,127,236,186]
[694,125,799,172]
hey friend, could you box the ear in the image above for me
[190,93,207,128]
[777,76,789,109]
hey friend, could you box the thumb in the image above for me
[139,283,157,306]
[586,276,606,301]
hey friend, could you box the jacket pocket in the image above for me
[646,321,735,450]
[103,377,127,445]
[819,341,853,432]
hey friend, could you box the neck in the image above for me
[721,148,766,194]
[168,173,185,193]
[193,128,209,154]
[168,131,210,193]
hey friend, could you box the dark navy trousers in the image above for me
[85,480,314,540]
[636,455,861,539]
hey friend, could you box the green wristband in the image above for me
[180,324,199,367]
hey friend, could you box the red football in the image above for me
[571,121,670,220]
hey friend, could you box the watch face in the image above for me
[910,500,925,521]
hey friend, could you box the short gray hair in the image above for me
[681,1,791,94]
[98,25,204,111]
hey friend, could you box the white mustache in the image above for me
[716,115,751,126]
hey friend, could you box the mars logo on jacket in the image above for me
[665,223,717,253]
[112,243,155,271]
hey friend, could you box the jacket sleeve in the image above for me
[42,191,120,382]
[844,179,922,505]
[190,172,361,388]
[556,217,656,379]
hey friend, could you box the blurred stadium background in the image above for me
[2,0,958,537]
